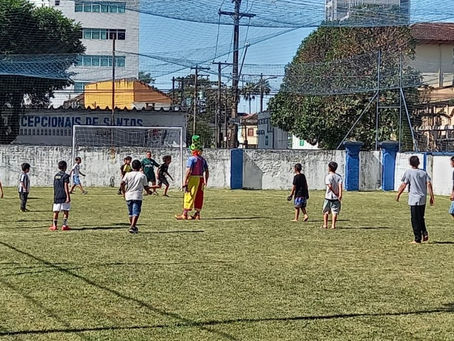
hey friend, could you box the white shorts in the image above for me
[53,203,71,212]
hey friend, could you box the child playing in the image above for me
[120,159,152,234]
[50,161,71,231]
[69,157,87,195]
[287,163,309,222]
[141,151,160,195]
[450,156,454,219]
[396,155,434,244]
[18,163,31,212]
[117,156,132,195]
[154,155,174,197]
[322,161,343,229]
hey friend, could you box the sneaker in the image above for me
[423,234,429,242]
[128,226,138,234]
[49,225,58,231]
[20,208,30,212]
[163,194,169,197]
[61,225,71,231]
[117,190,122,195]
[82,191,88,195]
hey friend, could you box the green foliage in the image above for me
[269,25,422,150]
[0,0,84,144]
[138,71,154,85]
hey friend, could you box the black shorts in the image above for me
[147,173,156,183]
[158,176,169,187]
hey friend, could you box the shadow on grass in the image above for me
[339,226,390,230]
[430,241,454,245]
[0,241,238,341]
[140,230,205,234]
[71,226,125,231]
[1,303,453,337]
[201,217,270,221]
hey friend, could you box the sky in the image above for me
[137,0,454,113]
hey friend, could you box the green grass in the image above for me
[0,187,453,340]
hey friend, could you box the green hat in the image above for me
[190,135,202,152]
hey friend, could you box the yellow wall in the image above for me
[238,124,258,146]
[85,79,135,110]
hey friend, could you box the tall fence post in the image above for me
[380,141,399,191]
[344,141,363,191]
[230,149,244,189]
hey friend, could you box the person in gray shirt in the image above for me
[396,156,434,244]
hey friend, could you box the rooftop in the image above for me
[411,23,454,43]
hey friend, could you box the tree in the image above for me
[269,25,422,150]
[138,71,154,85]
[241,82,258,114]
[169,74,235,147]
[0,0,85,143]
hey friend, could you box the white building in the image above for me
[325,0,409,23]
[30,0,140,106]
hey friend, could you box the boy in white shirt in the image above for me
[69,157,87,195]
[322,161,343,229]
[120,159,152,234]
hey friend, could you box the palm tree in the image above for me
[241,82,259,114]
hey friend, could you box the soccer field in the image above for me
[0,188,453,340]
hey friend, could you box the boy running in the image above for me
[69,157,87,194]
[50,161,71,231]
[18,163,31,212]
[120,159,152,234]
[396,155,434,244]
[117,156,132,195]
[141,151,160,194]
[154,155,173,197]
[449,156,454,219]
[322,161,343,229]
[287,163,309,222]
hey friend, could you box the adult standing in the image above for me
[175,135,209,220]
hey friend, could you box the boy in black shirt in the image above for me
[287,163,309,222]
[50,161,71,231]
[154,155,173,197]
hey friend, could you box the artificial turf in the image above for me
[0,187,453,340]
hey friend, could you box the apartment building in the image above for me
[30,0,140,106]
[325,0,410,23]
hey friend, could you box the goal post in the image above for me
[72,125,185,187]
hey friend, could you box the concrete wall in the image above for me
[0,146,231,189]
[1,146,452,195]
[242,149,346,190]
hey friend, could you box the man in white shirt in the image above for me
[120,159,152,234]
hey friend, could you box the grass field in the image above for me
[0,187,453,341]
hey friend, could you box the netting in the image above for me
[72,125,184,183]
[2,0,454,151]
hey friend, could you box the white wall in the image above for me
[432,156,454,196]
[394,153,426,190]
[0,146,231,189]
[360,151,382,191]
[243,149,345,190]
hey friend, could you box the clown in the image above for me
[175,135,209,220]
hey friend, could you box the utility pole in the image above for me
[190,65,210,135]
[111,36,116,125]
[171,77,175,105]
[212,61,232,148]
[219,0,255,148]
[180,77,185,108]
[259,73,264,113]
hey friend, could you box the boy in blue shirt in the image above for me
[18,163,31,212]
[50,161,71,231]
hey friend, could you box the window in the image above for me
[75,55,126,68]
[55,0,60,5]
[247,128,254,137]
[75,2,126,14]
[74,82,88,92]
[82,28,125,40]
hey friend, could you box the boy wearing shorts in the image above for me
[121,159,152,234]
[287,163,309,222]
[50,161,71,231]
[322,161,343,229]
[69,157,87,194]
[155,155,173,197]
[18,163,31,212]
